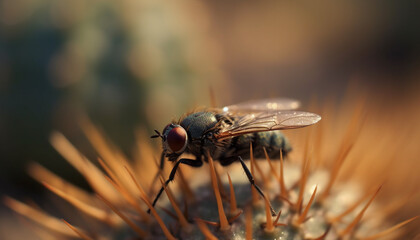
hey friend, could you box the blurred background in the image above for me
[0,0,419,238]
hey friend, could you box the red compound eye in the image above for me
[166,126,188,153]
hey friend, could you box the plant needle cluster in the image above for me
[4,103,419,240]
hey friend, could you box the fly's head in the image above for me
[152,123,188,161]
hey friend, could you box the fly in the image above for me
[150,98,321,216]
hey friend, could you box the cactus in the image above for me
[4,111,418,240]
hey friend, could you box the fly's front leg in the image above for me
[148,158,203,213]
[238,156,276,216]
[149,152,166,195]
[159,152,166,170]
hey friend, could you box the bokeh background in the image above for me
[1,0,419,239]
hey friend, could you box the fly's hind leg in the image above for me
[237,156,276,216]
[148,158,203,213]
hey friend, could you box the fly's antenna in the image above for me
[151,130,163,139]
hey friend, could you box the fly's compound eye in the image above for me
[166,126,188,154]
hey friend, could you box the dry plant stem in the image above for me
[358,216,419,240]
[227,210,243,223]
[314,120,324,168]
[19,217,58,240]
[159,206,178,221]
[215,166,229,199]
[273,210,284,227]
[264,194,274,232]
[252,150,270,187]
[124,166,176,240]
[207,151,230,231]
[339,186,382,236]
[320,108,361,200]
[311,226,331,240]
[177,167,196,202]
[7,98,420,240]
[3,196,79,237]
[195,218,218,240]
[98,157,150,223]
[183,199,190,221]
[295,139,312,213]
[196,218,220,227]
[159,177,191,229]
[62,220,94,240]
[321,141,354,201]
[28,162,95,206]
[227,173,239,215]
[329,187,373,223]
[278,150,288,199]
[50,132,120,203]
[103,175,150,224]
[42,182,116,225]
[245,206,253,240]
[96,193,146,238]
[296,185,317,225]
[263,147,281,182]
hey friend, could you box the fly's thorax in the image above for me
[180,112,218,140]
[179,111,221,156]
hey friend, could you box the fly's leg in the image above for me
[148,152,166,196]
[148,158,203,213]
[238,156,276,216]
[159,151,166,170]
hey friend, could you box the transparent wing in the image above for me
[222,98,300,113]
[215,110,321,140]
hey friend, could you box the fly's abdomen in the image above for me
[227,131,292,160]
[253,131,291,158]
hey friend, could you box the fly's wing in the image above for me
[215,110,321,140]
[222,98,300,113]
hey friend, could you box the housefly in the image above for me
[150,98,321,216]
